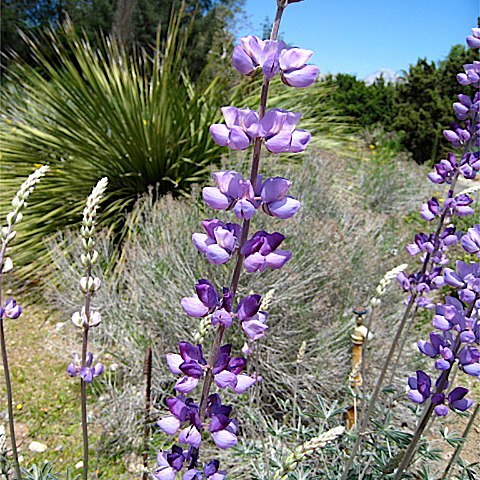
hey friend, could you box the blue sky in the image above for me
[237,0,479,79]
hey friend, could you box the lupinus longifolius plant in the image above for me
[66,178,108,480]
[0,165,49,479]
[152,1,325,478]
[392,28,480,478]
[343,28,480,479]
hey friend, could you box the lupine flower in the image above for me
[232,36,281,78]
[432,387,474,415]
[420,198,440,221]
[1,299,22,319]
[157,396,200,435]
[443,261,480,303]
[202,171,260,220]
[466,27,480,49]
[428,153,458,184]
[167,342,207,394]
[418,331,454,358]
[209,107,259,150]
[260,108,311,153]
[241,230,292,273]
[184,459,227,480]
[232,35,319,88]
[71,307,102,328]
[444,193,474,217]
[453,93,480,121]
[461,224,480,255]
[157,396,203,449]
[459,151,480,179]
[207,394,238,449]
[236,294,269,340]
[431,296,466,331]
[457,61,480,87]
[202,170,301,221]
[67,353,104,383]
[193,219,241,265]
[458,346,480,376]
[181,280,223,318]
[212,345,257,393]
[261,176,301,219]
[154,446,188,480]
[279,47,320,87]
[407,370,431,404]
[444,123,471,147]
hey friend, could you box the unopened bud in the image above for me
[2,257,13,273]
[89,311,102,327]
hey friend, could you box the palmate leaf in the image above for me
[0,13,225,282]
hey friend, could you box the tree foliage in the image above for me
[1,0,244,78]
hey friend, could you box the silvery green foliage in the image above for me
[22,463,80,480]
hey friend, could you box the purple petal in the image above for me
[228,126,252,150]
[232,45,256,75]
[206,245,231,265]
[209,124,230,147]
[282,65,320,88]
[242,319,268,341]
[266,197,301,219]
[178,425,202,448]
[214,370,237,389]
[192,233,213,254]
[233,199,256,220]
[202,187,230,210]
[265,130,292,153]
[153,466,177,480]
[181,296,209,317]
[289,129,311,152]
[279,48,313,70]
[211,430,238,450]
[174,377,199,394]
[231,374,256,393]
[157,416,181,435]
[463,363,480,376]
[265,250,292,269]
[237,294,262,321]
[261,177,292,203]
[244,252,266,273]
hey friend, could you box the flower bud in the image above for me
[2,257,13,273]
[89,311,102,327]
[71,311,86,328]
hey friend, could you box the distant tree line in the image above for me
[1,0,244,79]
[324,44,475,164]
